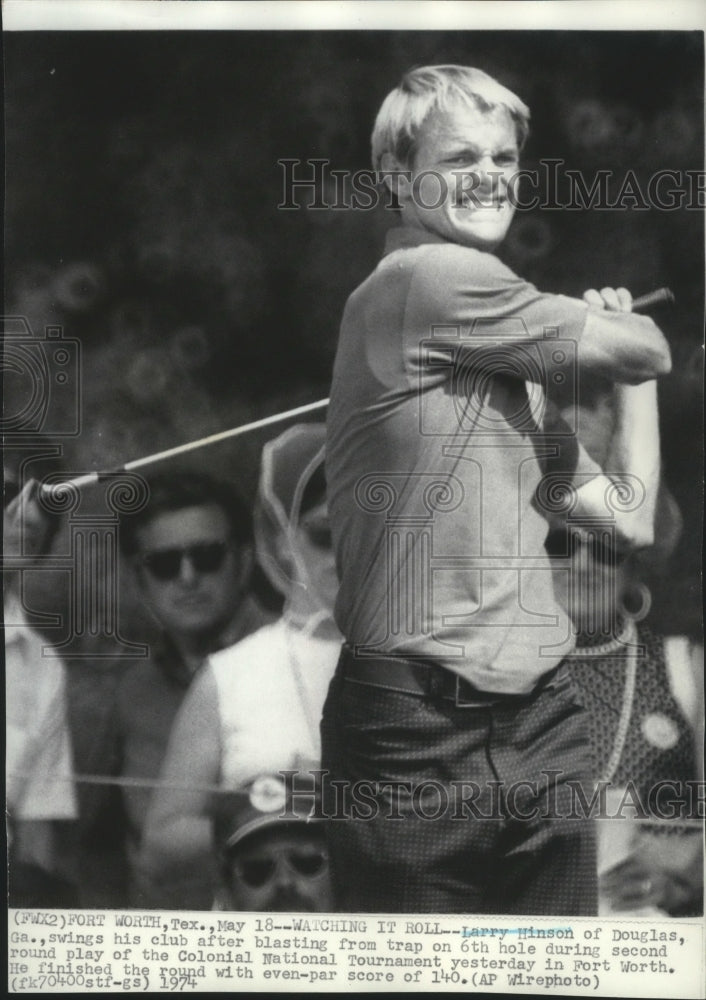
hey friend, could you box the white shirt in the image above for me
[5,595,77,820]
[209,618,340,788]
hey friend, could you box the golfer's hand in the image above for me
[583,287,633,313]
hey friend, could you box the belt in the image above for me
[339,645,530,709]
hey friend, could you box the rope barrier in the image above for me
[7,769,703,827]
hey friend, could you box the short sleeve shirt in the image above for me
[326,226,599,693]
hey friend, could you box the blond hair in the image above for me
[371,64,530,172]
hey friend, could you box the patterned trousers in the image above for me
[320,655,597,915]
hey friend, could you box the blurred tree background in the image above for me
[4,30,703,645]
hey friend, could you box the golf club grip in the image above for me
[631,287,675,313]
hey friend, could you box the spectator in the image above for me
[113,470,272,907]
[544,301,702,918]
[140,423,341,906]
[213,772,333,912]
[555,520,703,918]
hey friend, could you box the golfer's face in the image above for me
[404,102,519,251]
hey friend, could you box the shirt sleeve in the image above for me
[402,242,589,378]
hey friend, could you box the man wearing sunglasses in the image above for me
[214,773,333,913]
[113,470,272,907]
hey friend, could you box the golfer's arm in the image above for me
[574,380,661,549]
[578,308,671,385]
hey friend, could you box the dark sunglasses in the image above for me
[141,541,230,581]
[234,849,329,888]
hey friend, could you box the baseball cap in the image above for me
[216,771,324,856]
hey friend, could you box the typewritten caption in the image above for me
[7,910,704,996]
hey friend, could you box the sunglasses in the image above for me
[140,541,231,581]
[234,848,329,888]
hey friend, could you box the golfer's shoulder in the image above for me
[407,240,517,293]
